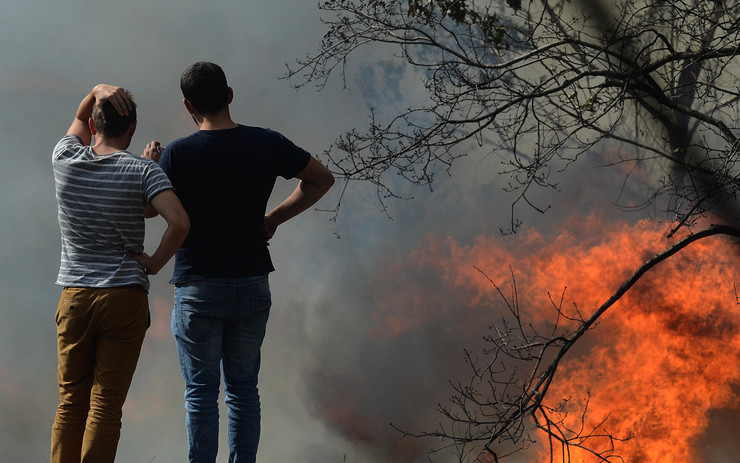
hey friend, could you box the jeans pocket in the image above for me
[250,294,271,313]
[176,295,220,343]
[244,294,271,337]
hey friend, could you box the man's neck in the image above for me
[91,138,129,156]
[197,109,238,131]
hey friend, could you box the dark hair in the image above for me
[180,62,230,115]
[91,89,137,138]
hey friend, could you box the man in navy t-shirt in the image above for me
[146,62,334,463]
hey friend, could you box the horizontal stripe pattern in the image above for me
[53,135,172,290]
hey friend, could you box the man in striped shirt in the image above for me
[51,84,190,463]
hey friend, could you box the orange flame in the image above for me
[374,215,740,462]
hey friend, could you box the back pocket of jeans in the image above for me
[176,297,219,343]
[250,294,271,314]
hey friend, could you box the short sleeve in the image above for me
[52,134,83,162]
[269,129,311,179]
[142,161,173,205]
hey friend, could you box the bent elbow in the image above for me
[180,215,191,236]
[173,213,191,239]
[322,171,336,193]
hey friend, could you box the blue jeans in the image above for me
[171,276,271,463]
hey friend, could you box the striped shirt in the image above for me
[53,134,173,291]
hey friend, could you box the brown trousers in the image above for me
[51,286,149,463]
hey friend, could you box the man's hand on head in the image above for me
[93,85,132,117]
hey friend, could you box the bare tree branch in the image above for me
[290,0,740,460]
[396,224,740,462]
[287,0,740,232]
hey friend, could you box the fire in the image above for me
[373,215,740,462]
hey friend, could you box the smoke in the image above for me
[306,213,740,462]
[0,1,366,461]
[4,1,739,463]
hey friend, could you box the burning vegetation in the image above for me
[321,215,740,462]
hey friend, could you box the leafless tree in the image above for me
[288,0,740,233]
[287,0,740,461]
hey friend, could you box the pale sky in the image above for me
[0,1,673,462]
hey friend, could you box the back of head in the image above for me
[91,89,137,138]
[180,62,230,115]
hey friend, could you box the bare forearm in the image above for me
[75,90,96,122]
[70,90,96,145]
[266,156,334,228]
[126,189,189,275]
[267,180,330,227]
[144,222,189,275]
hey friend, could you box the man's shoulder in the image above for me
[53,134,87,162]
[54,133,82,151]
[239,125,285,140]
[167,131,209,151]
[98,150,159,172]
[164,125,303,160]
[117,149,154,163]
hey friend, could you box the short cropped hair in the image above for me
[91,89,137,138]
[180,62,230,115]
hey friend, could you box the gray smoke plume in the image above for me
[3,1,738,463]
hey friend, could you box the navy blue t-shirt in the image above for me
[159,125,311,284]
